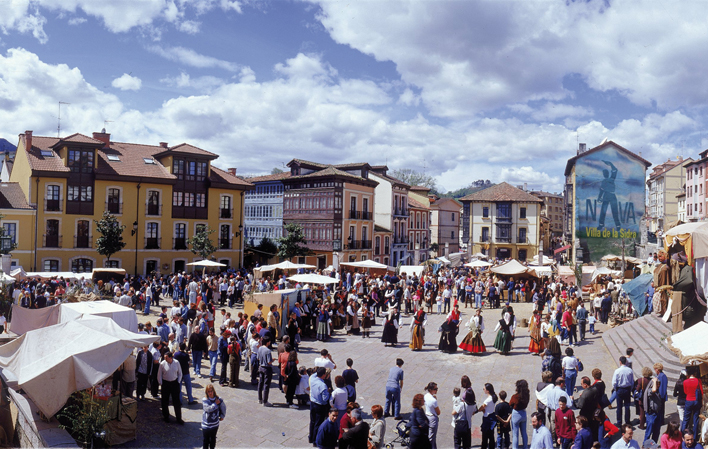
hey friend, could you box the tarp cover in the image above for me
[490,259,528,276]
[620,273,653,316]
[667,321,708,364]
[398,265,425,277]
[465,260,492,268]
[10,300,138,335]
[287,273,338,284]
[340,260,388,269]
[0,315,156,417]
[664,222,708,265]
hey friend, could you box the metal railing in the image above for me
[361,211,372,220]
[479,235,490,242]
[220,238,232,249]
[146,203,162,216]
[173,237,187,250]
[145,237,161,249]
[105,201,123,214]
[74,235,92,248]
[44,198,62,212]
[43,234,62,248]
[220,208,233,219]
[349,210,360,219]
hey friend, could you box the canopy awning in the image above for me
[0,315,157,417]
[10,300,139,335]
[490,259,528,276]
[667,321,708,364]
[287,273,338,285]
[398,265,425,277]
[464,260,492,268]
[186,259,226,267]
[256,261,316,272]
[340,260,388,269]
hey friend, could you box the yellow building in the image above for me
[7,130,252,275]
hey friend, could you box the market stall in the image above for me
[9,300,139,335]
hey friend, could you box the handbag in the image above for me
[577,360,584,372]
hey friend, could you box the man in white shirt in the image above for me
[610,424,641,449]
[188,277,199,304]
[611,356,634,426]
[314,349,337,370]
[157,351,184,424]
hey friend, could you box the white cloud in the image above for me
[0,48,700,194]
[178,20,200,34]
[311,0,708,117]
[111,73,142,91]
[147,45,239,71]
[67,17,87,26]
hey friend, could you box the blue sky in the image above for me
[1,0,707,192]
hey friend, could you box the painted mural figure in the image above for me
[597,161,620,229]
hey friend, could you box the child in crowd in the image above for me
[294,367,311,407]
[495,390,511,449]
[588,314,597,334]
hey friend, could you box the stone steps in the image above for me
[602,314,684,386]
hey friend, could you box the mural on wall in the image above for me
[575,144,646,263]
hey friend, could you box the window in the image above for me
[185,192,194,207]
[44,260,59,272]
[105,260,120,268]
[196,223,207,234]
[220,195,232,218]
[220,224,231,249]
[147,191,160,215]
[40,150,54,157]
[143,158,155,164]
[497,203,511,221]
[68,185,92,202]
[483,206,489,218]
[46,185,61,211]
[350,197,356,212]
[363,198,369,212]
[187,161,196,181]
[173,191,183,207]
[146,222,159,249]
[75,220,90,248]
[482,227,489,242]
[68,150,94,173]
[520,207,527,219]
[71,258,93,273]
[107,155,120,162]
[451,231,454,239]
[173,159,185,178]
[45,219,59,247]
[451,212,455,221]
[196,193,206,208]
[518,228,527,243]
[496,224,511,242]
[174,223,187,249]
[3,223,16,247]
[107,188,121,214]
[197,162,208,180]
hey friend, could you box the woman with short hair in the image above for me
[369,404,387,449]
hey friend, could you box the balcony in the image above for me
[173,237,187,250]
[479,235,490,242]
[361,239,372,249]
[43,234,62,248]
[394,207,408,217]
[146,203,162,216]
[384,245,389,254]
[345,239,372,250]
[349,210,360,219]
[361,211,372,220]
[393,236,409,245]
[375,246,381,255]
[220,208,233,219]
[517,236,529,244]
[44,198,62,212]
[145,237,161,249]
[105,201,123,215]
[74,235,92,248]
[496,236,512,243]
[220,237,232,250]
[496,216,512,223]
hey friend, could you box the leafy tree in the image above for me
[188,226,218,260]
[271,167,285,174]
[94,211,126,263]
[257,237,279,256]
[390,168,439,194]
[277,223,310,260]
[430,242,439,255]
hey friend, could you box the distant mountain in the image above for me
[0,138,16,153]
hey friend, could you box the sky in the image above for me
[1,0,707,193]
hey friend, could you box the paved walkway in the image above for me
[127,299,676,448]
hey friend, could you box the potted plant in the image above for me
[57,390,110,448]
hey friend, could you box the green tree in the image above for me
[277,223,310,260]
[257,237,279,256]
[94,211,126,263]
[271,167,285,174]
[390,168,439,194]
[188,226,218,260]
[430,242,439,255]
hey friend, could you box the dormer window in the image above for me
[107,155,120,162]
[40,150,54,157]
[68,149,94,173]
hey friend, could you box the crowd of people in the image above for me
[4,261,705,449]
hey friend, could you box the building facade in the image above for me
[647,157,690,231]
[460,182,542,261]
[408,188,431,264]
[282,159,377,269]
[564,141,651,264]
[7,130,251,275]
[370,166,409,266]
[677,187,686,223]
[429,196,461,256]
[684,152,708,222]
[243,172,288,247]
[529,191,564,237]
[373,225,392,266]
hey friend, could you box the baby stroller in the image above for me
[385,419,410,448]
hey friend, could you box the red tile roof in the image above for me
[155,143,218,159]
[564,140,652,176]
[410,185,430,192]
[210,166,253,187]
[459,182,542,203]
[96,142,175,180]
[408,196,429,209]
[51,133,104,146]
[0,182,31,209]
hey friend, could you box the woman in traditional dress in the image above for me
[493,309,514,355]
[359,301,372,338]
[381,308,399,347]
[528,309,545,355]
[459,308,486,353]
[438,314,459,353]
[316,305,330,341]
[409,309,427,351]
[347,299,360,335]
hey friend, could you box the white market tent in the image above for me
[490,259,529,276]
[591,266,622,282]
[0,315,156,417]
[10,300,139,335]
[256,261,316,272]
[340,260,388,269]
[287,273,338,285]
[667,321,708,364]
[528,265,553,277]
[186,259,226,267]
[398,265,425,277]
[23,271,91,280]
[471,252,488,259]
[436,256,451,265]
[530,255,554,266]
[465,260,492,268]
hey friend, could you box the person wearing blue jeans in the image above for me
[173,344,196,405]
[384,358,404,419]
[207,329,219,381]
[562,348,579,396]
[682,369,702,435]
[611,356,634,426]
[510,379,529,449]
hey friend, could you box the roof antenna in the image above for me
[103,120,113,132]
[57,101,70,137]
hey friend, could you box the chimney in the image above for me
[92,130,111,147]
[23,130,32,151]
[524,182,528,191]
[228,168,237,176]
[159,142,168,149]
[578,143,586,154]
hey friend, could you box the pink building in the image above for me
[685,150,708,221]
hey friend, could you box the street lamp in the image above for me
[132,220,138,276]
